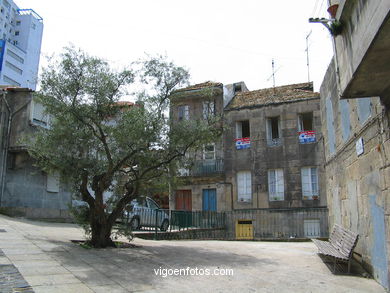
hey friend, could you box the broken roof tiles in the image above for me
[227,82,319,110]
[174,81,223,93]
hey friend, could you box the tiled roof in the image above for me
[174,81,223,93]
[227,82,319,110]
[115,101,134,107]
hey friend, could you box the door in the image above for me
[175,190,192,211]
[202,189,217,211]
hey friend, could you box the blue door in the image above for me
[202,189,217,211]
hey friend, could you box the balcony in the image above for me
[179,159,224,177]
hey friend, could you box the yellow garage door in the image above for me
[236,220,253,240]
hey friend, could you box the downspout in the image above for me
[0,90,31,206]
[0,90,11,206]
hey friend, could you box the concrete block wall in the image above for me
[2,151,72,219]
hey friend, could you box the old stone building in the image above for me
[0,87,72,219]
[170,81,326,214]
[224,82,325,209]
[318,0,390,289]
[169,82,229,212]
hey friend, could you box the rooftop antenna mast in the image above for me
[305,30,312,83]
[266,59,281,88]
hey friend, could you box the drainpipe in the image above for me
[0,90,11,206]
[0,90,31,206]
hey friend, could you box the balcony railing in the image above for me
[267,137,283,147]
[189,159,224,177]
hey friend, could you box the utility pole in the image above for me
[305,30,312,83]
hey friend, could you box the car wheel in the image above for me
[160,219,169,232]
[130,217,140,231]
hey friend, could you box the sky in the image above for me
[17,0,333,94]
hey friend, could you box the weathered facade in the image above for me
[169,82,228,212]
[170,82,326,218]
[224,82,326,210]
[319,0,390,289]
[0,88,72,219]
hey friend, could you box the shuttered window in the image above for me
[237,171,251,202]
[268,169,284,200]
[46,172,60,193]
[31,100,50,128]
[301,167,318,198]
[178,105,189,121]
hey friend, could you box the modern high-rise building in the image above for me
[0,0,43,90]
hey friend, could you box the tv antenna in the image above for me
[305,30,312,83]
[266,59,281,87]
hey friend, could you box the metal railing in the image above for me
[225,207,328,239]
[190,159,224,176]
[121,208,225,232]
[121,207,328,240]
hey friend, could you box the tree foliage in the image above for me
[28,47,221,247]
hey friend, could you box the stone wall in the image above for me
[320,58,390,288]
[224,98,326,209]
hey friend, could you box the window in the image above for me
[178,105,189,121]
[268,169,284,200]
[31,100,50,128]
[298,112,313,132]
[202,100,215,119]
[6,49,24,63]
[46,172,60,193]
[5,61,22,74]
[301,167,318,199]
[14,31,18,36]
[233,83,242,93]
[237,171,251,202]
[266,117,281,146]
[3,75,20,86]
[357,97,371,125]
[203,144,215,160]
[16,20,20,25]
[236,120,250,138]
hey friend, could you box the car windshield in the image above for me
[147,199,160,210]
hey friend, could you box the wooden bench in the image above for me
[312,224,359,273]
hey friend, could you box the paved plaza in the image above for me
[0,214,386,292]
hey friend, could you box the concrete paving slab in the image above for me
[24,273,83,287]
[86,284,129,293]
[17,265,71,276]
[0,214,386,293]
[33,283,94,293]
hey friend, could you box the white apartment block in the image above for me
[0,0,43,90]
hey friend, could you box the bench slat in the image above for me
[312,224,359,273]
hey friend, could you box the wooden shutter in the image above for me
[311,167,318,195]
[301,167,311,196]
[276,169,284,198]
[237,171,251,201]
[236,121,242,139]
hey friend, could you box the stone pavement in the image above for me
[0,214,386,293]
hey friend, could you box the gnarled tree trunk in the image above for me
[89,205,115,248]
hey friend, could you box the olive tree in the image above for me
[28,47,220,247]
